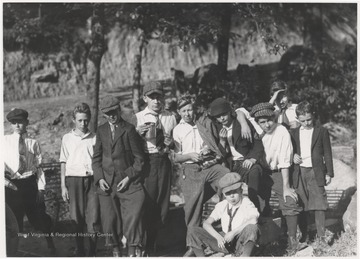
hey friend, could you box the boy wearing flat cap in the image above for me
[187,173,259,257]
[132,81,177,255]
[250,103,305,254]
[209,98,265,214]
[92,95,145,256]
[4,108,55,254]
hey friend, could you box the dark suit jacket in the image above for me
[92,118,145,194]
[290,125,334,187]
[216,118,264,163]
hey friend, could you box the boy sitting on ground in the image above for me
[187,173,259,257]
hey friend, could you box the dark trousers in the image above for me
[66,176,100,234]
[188,224,259,256]
[142,153,172,251]
[99,188,145,248]
[180,163,229,246]
[233,161,263,212]
[268,171,303,216]
[5,175,52,234]
[296,167,328,238]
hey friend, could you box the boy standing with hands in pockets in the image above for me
[93,95,146,257]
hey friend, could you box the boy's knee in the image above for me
[187,226,203,238]
[240,224,259,242]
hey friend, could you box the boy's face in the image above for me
[277,93,289,110]
[73,112,90,133]
[215,112,232,127]
[223,188,242,206]
[297,112,314,129]
[178,103,195,123]
[143,93,163,113]
[10,119,28,134]
[103,108,121,125]
[257,116,277,134]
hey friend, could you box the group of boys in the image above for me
[4,80,333,257]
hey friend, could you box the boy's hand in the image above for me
[325,175,332,185]
[61,186,69,202]
[224,231,236,243]
[137,124,150,136]
[215,235,226,249]
[293,154,302,164]
[241,123,252,143]
[243,158,256,169]
[99,179,110,192]
[188,152,201,162]
[117,176,130,192]
[273,89,286,100]
[283,186,298,203]
[219,128,228,140]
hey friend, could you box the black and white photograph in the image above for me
[2,2,357,257]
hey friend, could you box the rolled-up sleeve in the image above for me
[277,129,293,169]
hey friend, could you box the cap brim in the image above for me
[101,105,119,113]
[145,89,163,95]
[222,182,243,194]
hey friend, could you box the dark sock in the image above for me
[285,215,298,237]
[298,212,308,241]
[315,210,325,237]
[88,236,97,256]
[75,236,85,254]
[128,246,135,256]
[241,241,255,257]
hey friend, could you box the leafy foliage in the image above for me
[280,45,357,130]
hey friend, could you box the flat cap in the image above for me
[219,173,244,194]
[250,102,275,118]
[143,81,163,96]
[7,108,28,122]
[208,98,232,117]
[100,95,120,113]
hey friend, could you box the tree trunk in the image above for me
[132,30,146,113]
[303,3,323,54]
[217,4,232,80]
[87,4,106,133]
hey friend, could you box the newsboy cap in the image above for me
[6,108,29,122]
[100,95,120,113]
[143,81,163,96]
[219,173,244,194]
[250,102,275,118]
[208,98,232,117]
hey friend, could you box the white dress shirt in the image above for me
[173,119,205,163]
[223,122,244,161]
[210,197,259,234]
[60,129,96,177]
[3,132,46,190]
[135,107,177,153]
[299,127,314,167]
[261,124,293,170]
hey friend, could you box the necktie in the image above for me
[154,114,164,147]
[227,204,239,232]
[111,124,117,140]
[18,134,27,174]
